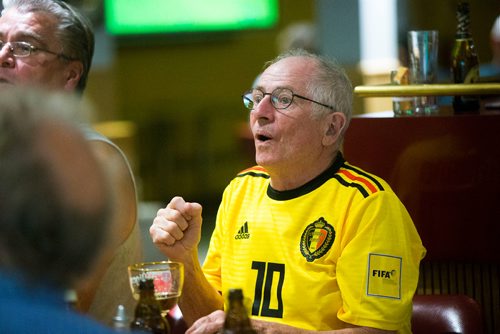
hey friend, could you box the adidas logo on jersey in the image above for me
[235,221,250,240]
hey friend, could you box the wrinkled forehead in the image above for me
[257,56,317,92]
[0,7,59,42]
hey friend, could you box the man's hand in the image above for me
[150,196,203,262]
[186,310,398,334]
[185,310,225,334]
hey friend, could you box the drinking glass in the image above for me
[128,261,184,318]
[407,30,439,114]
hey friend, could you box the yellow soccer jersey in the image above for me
[203,153,426,332]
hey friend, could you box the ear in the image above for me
[63,60,84,91]
[322,112,347,147]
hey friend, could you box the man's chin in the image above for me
[255,155,275,168]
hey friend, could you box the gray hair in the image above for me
[2,0,94,93]
[0,87,110,288]
[264,49,353,135]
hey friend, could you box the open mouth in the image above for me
[256,134,271,142]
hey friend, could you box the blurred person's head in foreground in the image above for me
[0,86,111,290]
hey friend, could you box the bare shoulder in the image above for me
[89,139,131,173]
[88,138,138,243]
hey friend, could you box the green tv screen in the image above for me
[104,0,279,36]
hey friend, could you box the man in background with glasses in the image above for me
[151,49,426,333]
[0,0,90,92]
[0,0,142,327]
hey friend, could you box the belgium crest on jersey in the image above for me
[300,217,335,262]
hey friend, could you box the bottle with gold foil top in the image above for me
[451,1,480,113]
[221,289,256,334]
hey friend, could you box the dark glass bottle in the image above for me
[451,1,480,113]
[221,289,256,334]
[130,279,170,334]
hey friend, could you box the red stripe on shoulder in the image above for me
[237,166,268,175]
[338,169,378,194]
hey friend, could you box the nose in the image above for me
[252,94,275,120]
[0,44,15,68]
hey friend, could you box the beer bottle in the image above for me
[130,279,170,334]
[451,1,480,113]
[221,289,256,334]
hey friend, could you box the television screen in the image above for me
[104,0,279,36]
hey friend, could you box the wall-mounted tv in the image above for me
[104,0,279,36]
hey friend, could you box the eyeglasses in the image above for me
[0,40,74,60]
[242,87,334,111]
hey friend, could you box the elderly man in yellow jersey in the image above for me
[150,49,426,333]
[0,0,142,325]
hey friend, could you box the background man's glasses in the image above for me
[0,40,74,60]
[242,87,334,111]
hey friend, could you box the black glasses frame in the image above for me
[242,88,334,111]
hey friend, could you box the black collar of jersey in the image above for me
[267,151,345,201]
